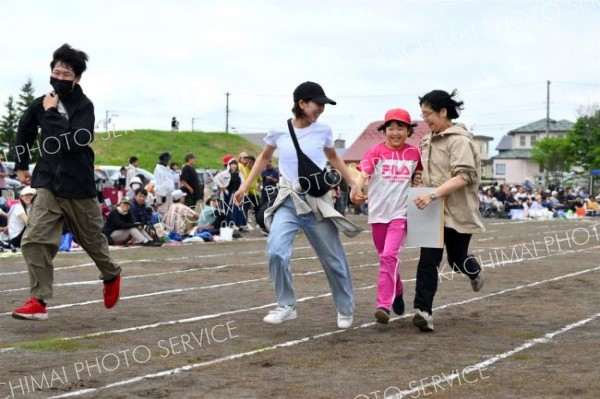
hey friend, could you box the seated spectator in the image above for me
[586,197,598,216]
[198,194,229,236]
[514,186,529,202]
[130,188,161,238]
[126,176,144,200]
[102,197,159,246]
[569,195,585,212]
[163,189,199,236]
[7,187,36,248]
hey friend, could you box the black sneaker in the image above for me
[392,294,405,315]
[375,307,390,324]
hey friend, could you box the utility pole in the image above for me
[225,92,230,133]
[546,80,551,137]
[191,117,201,132]
[105,110,118,131]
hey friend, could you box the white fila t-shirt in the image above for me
[359,142,422,224]
[264,121,334,183]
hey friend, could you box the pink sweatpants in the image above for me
[371,219,407,310]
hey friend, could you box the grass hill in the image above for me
[91,129,265,170]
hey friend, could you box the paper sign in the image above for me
[406,187,445,248]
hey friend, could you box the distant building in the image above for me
[492,118,574,185]
[473,135,494,179]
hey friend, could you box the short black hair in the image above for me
[184,153,195,162]
[380,120,415,137]
[419,89,464,120]
[50,43,89,77]
[134,188,148,196]
[129,156,138,164]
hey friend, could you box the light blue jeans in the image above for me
[266,196,355,316]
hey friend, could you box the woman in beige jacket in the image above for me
[412,89,485,332]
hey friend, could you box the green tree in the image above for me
[531,136,572,188]
[17,78,36,117]
[567,106,600,170]
[0,96,19,162]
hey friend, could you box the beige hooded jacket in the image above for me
[419,123,484,234]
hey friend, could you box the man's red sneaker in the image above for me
[12,298,48,320]
[103,273,121,308]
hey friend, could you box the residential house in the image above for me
[492,118,574,185]
[473,135,493,179]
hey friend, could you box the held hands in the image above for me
[412,171,423,187]
[43,92,59,111]
[349,182,366,205]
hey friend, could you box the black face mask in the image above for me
[50,77,75,96]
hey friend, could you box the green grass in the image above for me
[11,338,94,352]
[91,129,264,170]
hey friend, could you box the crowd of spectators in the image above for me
[479,182,599,220]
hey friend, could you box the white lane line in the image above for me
[0,241,374,277]
[0,250,380,295]
[44,265,600,398]
[0,262,382,319]
[392,311,600,398]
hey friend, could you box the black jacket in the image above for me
[103,208,137,237]
[180,164,202,201]
[15,84,96,199]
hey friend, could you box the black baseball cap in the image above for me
[293,81,336,105]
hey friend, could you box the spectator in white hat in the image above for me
[163,189,199,236]
[126,176,143,199]
[7,187,37,248]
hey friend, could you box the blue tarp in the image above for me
[592,170,600,176]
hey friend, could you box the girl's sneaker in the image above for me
[375,307,390,324]
[263,306,297,324]
[392,294,405,315]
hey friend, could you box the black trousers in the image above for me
[413,227,481,315]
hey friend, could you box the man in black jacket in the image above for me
[12,44,122,321]
[180,153,203,209]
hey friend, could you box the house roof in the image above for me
[343,121,429,163]
[508,118,574,134]
[496,135,512,151]
[493,149,532,159]
[473,135,494,141]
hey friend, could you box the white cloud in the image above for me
[0,0,598,154]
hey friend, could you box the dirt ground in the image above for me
[1,215,599,399]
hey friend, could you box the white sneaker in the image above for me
[337,313,353,329]
[471,272,484,292]
[263,306,297,324]
[412,309,434,332]
[240,224,254,232]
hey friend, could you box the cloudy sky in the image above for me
[1,0,599,155]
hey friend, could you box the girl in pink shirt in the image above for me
[352,109,422,324]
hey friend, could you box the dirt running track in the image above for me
[1,216,599,399]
